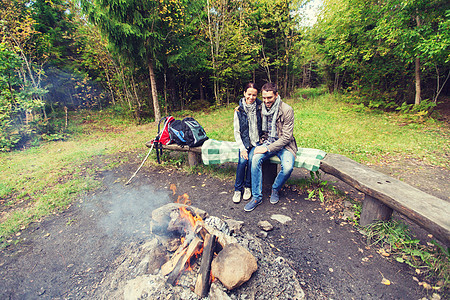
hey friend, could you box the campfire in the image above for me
[91,184,305,299]
[153,185,257,297]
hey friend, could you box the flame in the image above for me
[168,189,211,281]
[176,193,191,205]
[179,206,202,228]
[170,184,177,195]
[186,243,204,271]
[210,272,215,282]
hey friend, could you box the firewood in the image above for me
[194,234,217,298]
[194,221,210,240]
[167,236,203,285]
[201,222,238,248]
[161,243,188,276]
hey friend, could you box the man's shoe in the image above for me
[270,189,279,204]
[244,198,262,212]
[232,191,241,203]
[243,188,252,201]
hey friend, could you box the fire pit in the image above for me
[91,191,305,299]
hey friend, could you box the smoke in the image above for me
[83,179,171,241]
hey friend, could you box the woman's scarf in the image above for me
[242,98,259,145]
[262,95,281,140]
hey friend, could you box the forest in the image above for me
[0,0,449,151]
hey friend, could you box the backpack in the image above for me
[156,116,175,145]
[169,117,208,147]
[151,116,175,164]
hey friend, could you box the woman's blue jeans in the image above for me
[251,148,295,201]
[234,148,255,191]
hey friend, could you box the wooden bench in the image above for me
[156,143,203,166]
[147,142,278,191]
[320,153,450,246]
[147,142,450,246]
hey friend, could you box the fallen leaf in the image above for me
[415,269,421,274]
[396,257,405,263]
[421,282,432,290]
[381,278,391,285]
[378,248,390,257]
[412,276,419,282]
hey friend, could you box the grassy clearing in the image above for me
[2,88,449,243]
[1,88,449,284]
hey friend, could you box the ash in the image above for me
[92,214,305,300]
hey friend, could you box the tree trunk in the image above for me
[415,56,421,105]
[207,0,219,104]
[199,78,205,102]
[131,74,142,121]
[164,71,168,115]
[414,14,421,106]
[148,59,161,122]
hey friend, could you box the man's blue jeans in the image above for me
[234,148,255,191]
[251,148,295,201]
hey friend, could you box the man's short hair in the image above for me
[261,82,278,94]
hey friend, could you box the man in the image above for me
[244,82,297,212]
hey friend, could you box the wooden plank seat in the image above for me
[320,153,450,246]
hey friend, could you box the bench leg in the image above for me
[262,161,278,193]
[360,194,393,226]
[188,151,201,167]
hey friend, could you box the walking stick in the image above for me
[125,142,155,185]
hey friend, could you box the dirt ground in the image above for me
[0,150,448,299]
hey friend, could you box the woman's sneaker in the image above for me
[243,188,252,200]
[232,191,242,203]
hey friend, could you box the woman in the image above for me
[232,83,263,203]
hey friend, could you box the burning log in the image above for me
[194,233,217,298]
[201,222,238,248]
[166,236,203,285]
[160,242,188,276]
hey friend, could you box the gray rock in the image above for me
[224,219,244,234]
[344,200,353,208]
[209,281,232,300]
[257,220,274,231]
[150,203,208,234]
[256,231,268,238]
[211,243,258,290]
[270,214,292,224]
[342,209,355,220]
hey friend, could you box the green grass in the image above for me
[363,220,449,289]
[1,88,449,245]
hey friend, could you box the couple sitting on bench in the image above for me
[232,82,297,212]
